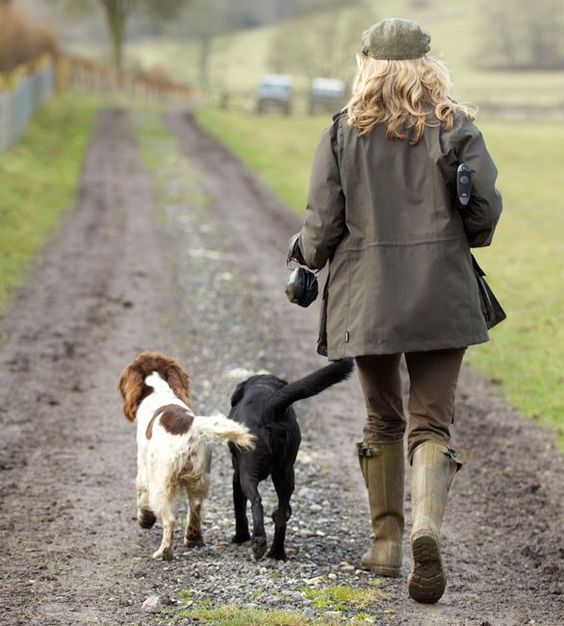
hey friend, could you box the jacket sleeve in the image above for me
[297,123,346,269]
[455,118,503,247]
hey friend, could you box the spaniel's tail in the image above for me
[267,358,354,417]
[193,414,255,450]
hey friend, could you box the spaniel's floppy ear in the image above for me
[165,362,191,408]
[230,381,247,407]
[117,364,145,422]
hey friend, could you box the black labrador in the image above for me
[228,359,354,560]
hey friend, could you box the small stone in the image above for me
[142,595,162,613]
[328,573,337,580]
[301,607,316,620]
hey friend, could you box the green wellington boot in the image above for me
[408,441,460,603]
[357,440,404,577]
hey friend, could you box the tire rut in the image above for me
[0,109,176,625]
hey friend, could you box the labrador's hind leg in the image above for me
[241,476,267,560]
[267,467,294,561]
[231,470,251,543]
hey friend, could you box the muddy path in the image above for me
[0,108,562,626]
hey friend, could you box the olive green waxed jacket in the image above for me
[297,111,503,359]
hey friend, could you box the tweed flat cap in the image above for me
[362,18,431,60]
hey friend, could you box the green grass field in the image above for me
[196,107,564,448]
[0,94,99,313]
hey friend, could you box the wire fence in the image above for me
[0,61,54,154]
[0,55,194,156]
[63,55,193,106]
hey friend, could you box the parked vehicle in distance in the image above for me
[309,78,346,115]
[256,74,293,115]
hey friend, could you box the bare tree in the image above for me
[51,0,191,73]
[173,0,225,89]
[99,0,129,72]
[268,5,374,84]
[480,0,564,70]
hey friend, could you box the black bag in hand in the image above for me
[285,234,319,308]
[285,267,319,308]
[471,255,506,329]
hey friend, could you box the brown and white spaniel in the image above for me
[117,351,254,560]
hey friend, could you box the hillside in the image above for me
[121,0,564,107]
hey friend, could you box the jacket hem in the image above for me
[325,334,488,360]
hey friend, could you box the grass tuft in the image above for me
[175,605,314,625]
[174,604,380,625]
[301,584,386,611]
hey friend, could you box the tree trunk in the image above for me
[100,0,130,74]
[198,34,211,89]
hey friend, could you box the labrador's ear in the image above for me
[230,381,247,407]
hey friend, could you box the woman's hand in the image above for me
[287,233,306,265]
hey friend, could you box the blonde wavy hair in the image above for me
[347,53,476,144]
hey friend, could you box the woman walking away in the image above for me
[290,18,502,603]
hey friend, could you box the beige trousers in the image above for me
[355,348,465,463]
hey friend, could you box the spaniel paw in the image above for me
[152,546,173,560]
[138,508,156,529]
[184,532,205,548]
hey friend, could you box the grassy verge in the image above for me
[0,94,99,312]
[195,107,564,448]
[196,108,317,211]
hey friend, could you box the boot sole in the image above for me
[408,531,446,604]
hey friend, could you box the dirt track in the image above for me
[0,109,562,626]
